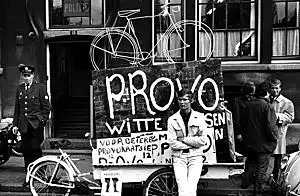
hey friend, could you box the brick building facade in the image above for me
[0,0,299,150]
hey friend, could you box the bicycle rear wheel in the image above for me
[163,20,214,63]
[90,28,139,70]
[29,161,73,196]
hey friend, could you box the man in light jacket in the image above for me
[269,77,294,182]
[168,89,207,196]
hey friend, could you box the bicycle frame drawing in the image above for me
[90,2,214,70]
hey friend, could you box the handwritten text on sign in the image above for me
[104,71,220,119]
[93,129,216,166]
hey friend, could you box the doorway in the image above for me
[50,41,93,138]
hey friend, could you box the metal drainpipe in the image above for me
[25,0,40,40]
[0,68,2,120]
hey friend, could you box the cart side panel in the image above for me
[92,59,235,166]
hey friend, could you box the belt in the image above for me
[182,149,189,153]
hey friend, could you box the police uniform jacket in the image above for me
[272,94,294,154]
[13,81,51,134]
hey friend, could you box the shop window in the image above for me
[272,0,300,58]
[199,0,257,59]
[49,0,103,28]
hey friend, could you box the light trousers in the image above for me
[173,154,203,196]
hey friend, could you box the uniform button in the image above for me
[25,107,27,110]
[25,113,28,116]
[25,96,27,99]
[25,102,27,104]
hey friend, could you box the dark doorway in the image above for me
[50,41,92,138]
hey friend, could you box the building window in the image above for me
[154,0,183,62]
[198,0,257,59]
[273,0,300,57]
[49,0,103,28]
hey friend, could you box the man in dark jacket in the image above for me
[232,81,256,155]
[12,64,51,186]
[239,82,278,193]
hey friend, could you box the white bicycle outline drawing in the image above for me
[89,2,215,70]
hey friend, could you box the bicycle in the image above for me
[89,2,214,70]
[26,136,101,196]
[0,123,22,165]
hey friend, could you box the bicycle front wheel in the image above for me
[163,20,214,63]
[90,28,139,70]
[143,168,178,196]
[29,161,74,196]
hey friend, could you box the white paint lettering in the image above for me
[215,128,224,140]
[128,70,155,115]
[198,78,219,111]
[150,77,174,111]
[105,120,126,135]
[154,118,162,130]
[106,74,125,119]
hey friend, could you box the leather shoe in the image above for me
[22,181,29,187]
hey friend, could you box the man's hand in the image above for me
[12,126,19,134]
[177,136,184,141]
[236,134,243,141]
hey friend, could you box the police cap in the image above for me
[18,64,35,74]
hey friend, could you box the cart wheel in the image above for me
[143,167,178,196]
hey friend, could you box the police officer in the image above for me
[12,64,51,186]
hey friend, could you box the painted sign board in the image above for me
[63,0,90,17]
[92,59,236,166]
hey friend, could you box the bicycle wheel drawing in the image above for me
[30,161,74,196]
[90,28,139,70]
[143,167,178,196]
[163,20,214,63]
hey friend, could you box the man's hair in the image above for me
[177,88,193,99]
[268,77,282,87]
[255,82,270,97]
[241,81,256,95]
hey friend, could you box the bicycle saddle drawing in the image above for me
[118,9,140,17]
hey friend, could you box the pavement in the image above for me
[0,151,278,196]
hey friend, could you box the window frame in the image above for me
[272,0,300,60]
[47,0,105,29]
[197,0,259,61]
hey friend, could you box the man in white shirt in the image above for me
[168,89,207,196]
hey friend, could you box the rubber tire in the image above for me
[143,167,178,196]
[29,160,73,196]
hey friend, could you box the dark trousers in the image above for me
[21,123,44,172]
[242,152,271,191]
[272,154,282,181]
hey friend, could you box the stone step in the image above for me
[42,138,93,150]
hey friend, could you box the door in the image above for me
[50,41,93,138]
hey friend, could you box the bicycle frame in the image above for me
[26,148,100,189]
[92,4,188,63]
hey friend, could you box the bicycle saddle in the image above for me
[118,9,140,17]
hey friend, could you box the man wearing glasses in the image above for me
[12,64,51,187]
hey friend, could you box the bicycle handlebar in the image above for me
[161,2,170,9]
[0,123,13,132]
